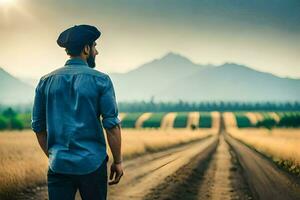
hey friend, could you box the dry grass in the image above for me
[0,131,48,199]
[135,112,152,128]
[211,111,220,130]
[223,112,237,129]
[0,128,215,198]
[269,112,280,122]
[111,129,215,159]
[254,112,264,121]
[245,112,258,125]
[160,112,177,129]
[228,128,300,172]
[118,113,126,121]
[187,112,200,128]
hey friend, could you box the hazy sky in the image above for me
[0,0,299,79]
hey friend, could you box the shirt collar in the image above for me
[65,58,89,67]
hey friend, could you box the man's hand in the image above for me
[106,124,123,185]
[109,163,124,185]
[35,131,49,158]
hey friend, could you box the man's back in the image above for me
[32,58,120,175]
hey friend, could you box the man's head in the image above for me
[57,25,100,68]
[65,41,99,68]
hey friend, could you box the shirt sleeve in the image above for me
[31,79,47,133]
[99,75,121,129]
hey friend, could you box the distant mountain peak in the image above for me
[222,62,244,67]
[158,52,195,65]
[0,67,13,77]
[220,62,256,72]
[221,62,278,76]
[0,66,34,105]
[127,51,200,75]
[164,52,181,58]
[162,51,187,59]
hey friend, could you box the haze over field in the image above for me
[1,53,299,104]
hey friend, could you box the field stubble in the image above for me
[228,128,300,175]
[0,128,215,199]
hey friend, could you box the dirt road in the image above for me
[108,135,218,199]
[16,116,300,200]
[16,135,218,200]
[143,116,252,200]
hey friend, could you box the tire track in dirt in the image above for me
[108,135,218,200]
[144,113,252,200]
[197,133,253,200]
[143,135,219,200]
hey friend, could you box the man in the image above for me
[31,24,123,200]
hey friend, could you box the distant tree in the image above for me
[256,119,277,130]
[2,107,17,118]
[11,117,24,130]
[278,115,300,128]
[0,115,8,130]
[17,113,32,129]
[1,108,25,130]
[190,124,197,130]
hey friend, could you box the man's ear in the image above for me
[83,45,90,55]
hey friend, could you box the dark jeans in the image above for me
[47,156,108,200]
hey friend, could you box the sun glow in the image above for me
[0,0,13,5]
[1,0,34,23]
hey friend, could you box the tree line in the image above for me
[0,108,31,130]
[118,101,300,112]
[0,101,299,131]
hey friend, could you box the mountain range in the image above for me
[0,68,34,105]
[110,52,300,102]
[0,52,299,105]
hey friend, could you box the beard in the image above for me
[87,51,96,68]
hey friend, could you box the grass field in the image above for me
[142,112,167,128]
[0,129,215,199]
[234,112,253,128]
[0,131,48,199]
[228,128,300,176]
[225,112,300,129]
[120,112,143,128]
[224,112,300,176]
[199,112,212,128]
[173,112,188,128]
[117,112,221,129]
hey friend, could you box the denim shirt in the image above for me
[31,58,120,175]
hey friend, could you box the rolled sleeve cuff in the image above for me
[102,117,121,129]
[31,120,46,133]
